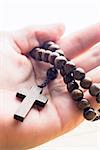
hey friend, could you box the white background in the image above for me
[0,0,100,150]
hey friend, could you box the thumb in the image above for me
[11,24,65,54]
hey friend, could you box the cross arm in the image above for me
[34,94,48,107]
[14,96,35,122]
[16,89,28,100]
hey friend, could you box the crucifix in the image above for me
[14,85,48,122]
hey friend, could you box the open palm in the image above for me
[0,24,100,150]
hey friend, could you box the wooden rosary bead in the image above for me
[29,48,40,59]
[47,67,58,80]
[49,52,60,65]
[35,49,43,61]
[35,49,46,61]
[83,107,97,121]
[96,92,100,103]
[60,66,66,76]
[93,115,100,121]
[56,49,64,56]
[28,42,100,122]
[77,98,90,110]
[64,61,76,75]
[73,68,85,80]
[43,41,55,49]
[71,89,83,101]
[54,56,67,69]
[89,83,100,96]
[41,50,52,62]
[48,44,60,52]
[67,81,79,93]
[63,73,73,84]
[80,77,92,89]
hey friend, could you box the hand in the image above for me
[0,23,99,150]
[0,24,64,149]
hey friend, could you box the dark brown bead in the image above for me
[34,49,44,61]
[37,49,46,61]
[54,56,67,69]
[42,41,55,49]
[77,98,90,110]
[73,68,85,80]
[67,81,79,93]
[89,83,100,96]
[48,44,60,52]
[64,61,76,75]
[60,66,66,76]
[41,50,52,62]
[63,73,73,84]
[92,115,100,121]
[47,67,58,80]
[49,52,60,65]
[56,49,64,56]
[83,107,97,121]
[80,77,92,89]
[29,48,40,59]
[71,89,83,101]
[96,92,100,103]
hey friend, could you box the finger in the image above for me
[73,43,100,72]
[84,66,100,109]
[86,66,100,82]
[57,23,100,59]
[84,84,100,110]
[11,24,65,54]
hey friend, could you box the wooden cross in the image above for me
[14,85,48,122]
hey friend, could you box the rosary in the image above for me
[14,41,100,122]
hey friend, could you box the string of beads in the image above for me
[29,41,100,121]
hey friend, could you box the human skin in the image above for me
[0,23,100,150]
